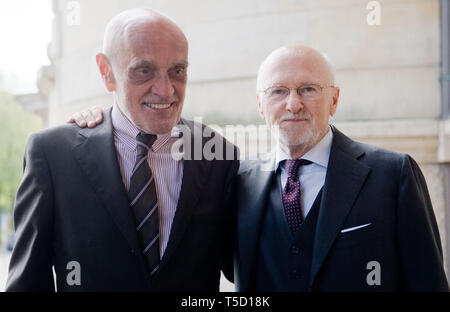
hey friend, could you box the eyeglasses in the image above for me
[261,84,335,102]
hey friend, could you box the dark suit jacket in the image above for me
[234,126,449,291]
[6,108,239,292]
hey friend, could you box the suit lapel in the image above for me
[72,108,141,254]
[309,127,371,289]
[236,154,276,290]
[156,120,212,275]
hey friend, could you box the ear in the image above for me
[329,87,340,117]
[257,93,266,121]
[96,53,116,92]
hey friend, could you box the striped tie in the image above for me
[129,132,160,278]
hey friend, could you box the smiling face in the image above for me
[97,11,188,134]
[256,46,339,157]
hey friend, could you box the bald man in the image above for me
[6,8,238,291]
[233,45,448,291]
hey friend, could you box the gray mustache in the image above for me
[279,114,311,122]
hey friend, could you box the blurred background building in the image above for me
[14,0,450,284]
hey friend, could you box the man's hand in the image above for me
[67,106,104,128]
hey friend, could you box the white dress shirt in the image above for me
[276,126,333,218]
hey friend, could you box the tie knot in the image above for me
[284,159,312,177]
[136,133,157,156]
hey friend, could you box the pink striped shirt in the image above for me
[111,104,183,257]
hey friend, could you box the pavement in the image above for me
[0,249,11,291]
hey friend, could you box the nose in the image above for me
[285,89,304,113]
[151,73,175,99]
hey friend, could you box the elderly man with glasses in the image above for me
[233,45,448,291]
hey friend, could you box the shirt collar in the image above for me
[111,103,181,153]
[276,125,334,169]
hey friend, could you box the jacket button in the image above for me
[291,245,300,254]
[292,269,301,279]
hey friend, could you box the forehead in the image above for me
[260,52,329,88]
[121,22,188,67]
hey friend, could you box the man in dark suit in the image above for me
[234,45,449,291]
[6,8,238,291]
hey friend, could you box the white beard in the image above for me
[271,119,326,155]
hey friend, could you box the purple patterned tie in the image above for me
[282,159,312,235]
